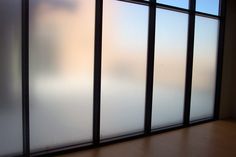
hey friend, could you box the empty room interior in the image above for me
[1,0,236,157]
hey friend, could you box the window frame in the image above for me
[20,0,226,156]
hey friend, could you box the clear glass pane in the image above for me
[196,0,220,15]
[101,0,148,139]
[29,0,95,151]
[0,0,22,156]
[152,9,188,129]
[190,16,219,121]
[157,0,189,9]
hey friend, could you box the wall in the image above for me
[220,0,236,119]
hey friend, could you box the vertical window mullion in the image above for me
[144,0,156,134]
[93,0,103,145]
[214,0,226,119]
[22,0,30,156]
[183,0,196,126]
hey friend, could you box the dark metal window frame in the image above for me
[20,0,226,156]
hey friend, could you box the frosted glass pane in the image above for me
[157,0,189,9]
[196,0,220,15]
[29,0,95,151]
[190,16,219,121]
[101,0,148,139]
[0,0,22,156]
[152,9,188,129]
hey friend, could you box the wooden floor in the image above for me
[58,120,236,157]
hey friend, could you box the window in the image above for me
[196,0,220,15]
[152,9,188,129]
[0,0,22,156]
[29,0,95,151]
[157,0,189,9]
[0,0,225,156]
[190,16,219,121]
[101,0,148,139]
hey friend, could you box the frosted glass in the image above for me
[196,0,220,15]
[152,9,188,129]
[29,0,95,151]
[0,0,22,156]
[101,0,148,139]
[157,0,189,9]
[190,16,219,121]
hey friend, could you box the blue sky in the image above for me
[157,0,189,8]
[196,0,220,15]
[157,0,220,15]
